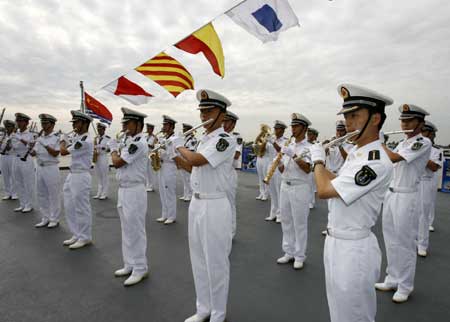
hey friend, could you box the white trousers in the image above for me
[226,169,238,238]
[310,175,316,207]
[256,156,269,198]
[268,169,282,218]
[429,178,439,227]
[146,158,156,189]
[280,182,311,261]
[94,154,109,197]
[180,169,193,199]
[158,162,177,220]
[189,196,232,322]
[418,179,434,252]
[382,190,419,294]
[117,184,148,273]
[36,164,61,222]
[63,172,92,241]
[0,155,17,198]
[324,233,381,322]
[13,157,34,208]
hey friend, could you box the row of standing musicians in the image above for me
[0,85,444,322]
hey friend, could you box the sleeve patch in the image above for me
[74,142,82,150]
[128,144,138,154]
[368,150,380,161]
[216,138,229,152]
[354,165,377,186]
[411,142,423,151]
[237,138,243,145]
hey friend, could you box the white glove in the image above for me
[108,140,119,153]
[281,145,295,158]
[309,143,326,163]
[379,130,385,143]
[172,136,185,149]
[60,133,68,143]
[267,136,275,144]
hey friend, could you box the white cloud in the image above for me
[0,0,449,144]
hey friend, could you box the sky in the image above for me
[1,0,449,144]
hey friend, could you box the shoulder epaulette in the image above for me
[81,135,87,141]
[219,133,229,138]
[105,135,111,139]
[416,137,423,141]
[368,150,380,161]
[134,136,141,142]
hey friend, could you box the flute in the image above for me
[150,118,213,153]
[384,130,413,135]
[323,130,360,149]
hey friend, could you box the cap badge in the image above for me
[340,86,350,99]
[402,104,410,112]
[200,90,209,100]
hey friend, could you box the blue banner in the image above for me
[441,159,450,193]
[241,146,257,172]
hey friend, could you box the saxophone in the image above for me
[263,136,293,184]
[253,124,271,157]
[150,131,163,171]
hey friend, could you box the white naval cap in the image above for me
[121,107,147,123]
[196,89,231,110]
[398,104,429,120]
[70,110,93,123]
[3,120,15,127]
[162,115,177,124]
[39,114,57,123]
[422,120,437,132]
[291,113,311,127]
[224,110,239,121]
[274,120,287,129]
[337,83,394,115]
[96,122,107,129]
[336,120,346,130]
[182,123,193,129]
[15,113,31,121]
[146,123,155,128]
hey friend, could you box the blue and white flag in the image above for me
[226,0,299,43]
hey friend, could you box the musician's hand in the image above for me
[108,140,119,153]
[281,146,295,158]
[310,143,326,163]
[60,134,68,143]
[267,136,275,144]
[172,136,185,149]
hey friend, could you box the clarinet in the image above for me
[21,129,44,161]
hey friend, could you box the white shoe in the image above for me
[35,220,49,228]
[184,197,191,202]
[14,207,23,212]
[429,225,435,232]
[321,230,327,236]
[21,207,33,213]
[256,195,262,200]
[92,195,100,199]
[11,196,18,200]
[265,216,276,221]
[375,282,397,292]
[63,236,78,246]
[277,255,294,264]
[309,203,314,209]
[275,217,281,223]
[418,249,427,257]
[123,272,148,286]
[293,261,304,270]
[392,291,409,303]
[2,195,11,200]
[99,196,107,200]
[164,219,175,225]
[156,217,166,223]
[114,267,132,277]
[184,314,209,322]
[261,196,268,201]
[47,221,59,229]
[69,239,92,249]
[146,187,154,192]
[179,196,185,200]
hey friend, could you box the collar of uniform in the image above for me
[348,139,381,160]
[293,138,308,145]
[202,126,224,141]
[405,133,421,143]
[43,131,54,137]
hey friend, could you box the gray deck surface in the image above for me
[0,170,449,322]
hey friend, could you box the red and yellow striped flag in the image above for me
[135,52,194,98]
[175,23,225,78]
